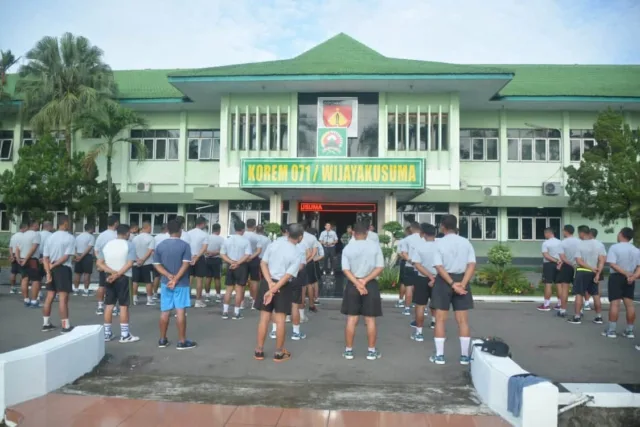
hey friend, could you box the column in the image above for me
[383,192,397,225]
[219,200,229,236]
[499,109,508,195]
[12,116,22,166]
[289,199,299,223]
[177,204,186,217]
[269,192,283,225]
[119,204,128,225]
[219,96,230,186]
[448,94,460,189]
[378,92,387,158]
[449,202,459,218]
[288,93,298,157]
[561,112,570,185]
[179,111,187,192]
[498,207,508,242]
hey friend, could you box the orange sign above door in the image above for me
[299,202,377,213]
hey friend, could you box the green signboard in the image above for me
[241,158,425,189]
[317,127,348,157]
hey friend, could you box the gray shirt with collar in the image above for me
[607,241,640,274]
[433,233,476,274]
[261,239,300,281]
[341,239,384,278]
[43,230,76,268]
[221,234,252,262]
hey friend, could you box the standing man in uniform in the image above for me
[94,216,119,315]
[153,220,196,350]
[603,227,639,338]
[204,223,224,303]
[430,215,476,366]
[568,225,606,324]
[584,228,605,311]
[537,227,564,311]
[38,221,54,301]
[97,224,140,343]
[287,229,310,339]
[301,225,319,315]
[341,225,352,247]
[410,223,438,342]
[254,223,304,362]
[556,225,580,318]
[176,216,191,245]
[399,222,422,316]
[41,215,76,333]
[16,220,42,308]
[8,223,27,294]
[395,226,411,308]
[152,223,169,299]
[367,224,380,244]
[311,237,324,305]
[243,219,264,308]
[188,216,209,308]
[132,222,156,306]
[73,223,96,296]
[220,220,252,319]
[341,222,384,361]
[319,222,338,275]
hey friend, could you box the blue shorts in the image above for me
[160,284,191,312]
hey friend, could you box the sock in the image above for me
[272,323,277,333]
[543,299,550,306]
[223,304,229,313]
[234,306,240,315]
[416,327,423,334]
[435,337,445,356]
[30,299,38,304]
[368,347,376,352]
[626,324,634,332]
[61,319,70,329]
[460,337,471,357]
[293,324,300,334]
[43,316,50,326]
[398,299,403,303]
[24,298,30,303]
[345,347,353,352]
[98,301,105,309]
[560,309,566,314]
[104,323,112,336]
[84,288,89,294]
[121,323,130,338]
[299,308,305,318]
[608,322,616,332]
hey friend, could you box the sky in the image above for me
[1,0,639,71]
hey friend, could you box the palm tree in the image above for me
[0,50,19,125]
[16,33,116,157]
[78,103,147,215]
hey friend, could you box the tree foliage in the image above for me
[564,109,640,243]
[0,50,19,125]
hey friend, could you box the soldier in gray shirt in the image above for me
[16,220,42,307]
[340,222,384,361]
[430,215,476,366]
[319,222,338,275]
[409,223,438,341]
[205,223,225,303]
[8,223,27,294]
[94,215,119,315]
[583,228,606,311]
[73,223,96,296]
[556,225,581,317]
[604,227,640,338]
[220,220,252,319]
[254,223,304,363]
[132,222,156,306]
[537,227,564,312]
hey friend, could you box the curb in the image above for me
[556,382,640,408]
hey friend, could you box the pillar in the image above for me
[179,111,187,191]
[269,192,283,226]
[498,207,508,242]
[383,192,397,227]
[219,200,229,236]
[499,109,508,195]
[448,94,461,189]
[289,199,299,224]
[449,202,459,218]
[119,204,128,225]
[219,95,230,186]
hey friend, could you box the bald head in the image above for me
[288,223,304,240]
[42,221,53,231]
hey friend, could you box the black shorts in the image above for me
[542,262,558,284]
[305,261,317,285]
[341,279,382,317]
[414,275,432,306]
[430,274,474,312]
[206,257,222,278]
[403,268,418,287]
[74,254,94,275]
[46,265,73,293]
[104,275,130,306]
[20,258,42,282]
[608,273,635,301]
[190,256,208,278]
[291,268,308,304]
[398,259,406,284]
[99,271,107,287]
[254,279,292,314]
[11,260,21,275]
[225,263,249,286]
[248,257,261,281]
[572,270,598,296]
[132,264,154,283]
[556,264,575,284]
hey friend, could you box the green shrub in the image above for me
[378,234,391,245]
[264,222,282,240]
[377,266,400,291]
[472,265,533,295]
[487,244,512,267]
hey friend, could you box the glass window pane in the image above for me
[508,218,519,239]
[470,216,483,239]
[549,218,561,237]
[535,218,547,240]
[570,129,583,138]
[418,213,433,224]
[155,139,167,160]
[188,139,199,160]
[141,213,152,226]
[200,130,213,138]
[486,138,498,160]
[212,138,220,159]
[186,213,197,231]
[535,139,546,161]
[584,139,595,152]
[472,138,484,160]
[168,139,179,160]
[508,139,519,160]
[155,130,168,138]
[152,214,165,234]
[229,211,244,234]
[401,213,416,227]
[459,216,469,238]
[460,137,471,160]
[199,139,212,159]
[434,214,446,229]
[388,115,396,150]
[144,139,154,159]
[245,211,259,224]
[129,213,140,225]
[485,217,497,239]
[521,218,533,240]
[260,212,270,224]
[280,123,288,151]
[521,139,533,161]
[549,139,560,161]
[570,140,581,161]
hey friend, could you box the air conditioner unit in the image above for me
[542,181,562,195]
[136,182,151,192]
[482,186,499,196]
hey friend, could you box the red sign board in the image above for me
[299,202,376,213]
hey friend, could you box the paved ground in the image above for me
[1,288,639,414]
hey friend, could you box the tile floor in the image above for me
[8,393,510,426]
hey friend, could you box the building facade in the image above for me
[1,34,640,260]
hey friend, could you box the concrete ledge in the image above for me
[470,339,559,427]
[0,325,105,418]
[557,383,640,408]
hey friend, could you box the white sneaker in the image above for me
[119,334,140,343]
[133,296,139,306]
[269,330,276,339]
[285,315,291,323]
[301,315,309,324]
[205,294,211,302]
[146,300,156,306]
[194,300,207,308]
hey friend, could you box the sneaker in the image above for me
[411,303,415,308]
[554,304,562,311]
[194,300,206,308]
[410,320,417,328]
[269,330,276,339]
[104,332,113,342]
[112,306,119,316]
[556,311,567,318]
[29,301,40,309]
[84,290,92,297]
[314,299,320,305]
[119,334,140,343]
[96,307,105,315]
[61,326,74,334]
[536,304,551,312]
[429,354,446,365]
[285,315,291,323]
[72,289,80,296]
[636,345,640,351]
[222,312,229,319]
[133,296,139,306]
[23,300,31,308]
[254,350,265,360]
[424,308,429,315]
[429,320,436,329]
[233,312,244,320]
[567,315,582,325]
[204,294,211,302]
[623,330,635,339]
[291,332,307,340]
[342,350,355,360]
[366,350,381,360]
[41,324,56,332]
[146,300,156,306]
[601,330,617,339]
[9,287,17,294]
[395,301,405,308]
[411,332,424,342]
[309,306,318,313]
[460,355,471,365]
[592,316,604,325]
[158,338,170,348]
[402,307,411,316]
[584,303,592,311]
[273,349,291,362]
[177,340,197,350]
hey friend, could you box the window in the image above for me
[228,201,270,235]
[130,130,179,160]
[128,204,178,234]
[187,129,220,160]
[231,112,288,151]
[569,129,596,162]
[185,203,220,232]
[388,111,448,152]
[0,131,13,160]
[506,208,562,241]
[460,129,499,161]
[397,203,449,228]
[507,129,560,162]
[0,204,10,231]
[458,207,498,240]
[21,131,65,146]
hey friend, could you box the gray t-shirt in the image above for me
[541,237,563,263]
[606,242,640,275]
[132,232,155,265]
[367,231,380,244]
[576,239,607,270]
[16,229,41,260]
[206,234,225,258]
[221,234,252,262]
[302,232,319,259]
[341,239,384,278]
[402,233,423,268]
[95,229,117,254]
[296,240,309,266]
[319,230,338,246]
[9,232,22,256]
[261,239,301,281]
[561,236,581,265]
[188,228,208,258]
[433,233,476,274]
[75,232,96,255]
[257,234,271,259]
[42,230,76,267]
[410,240,438,276]
[39,230,53,255]
[244,230,261,254]
[154,232,169,247]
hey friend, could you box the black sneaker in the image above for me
[158,338,170,348]
[42,323,56,332]
[61,326,75,334]
[273,349,291,362]
[254,350,265,360]
[222,312,229,319]
[309,306,318,313]
[556,311,567,318]
[593,316,604,325]
[567,315,582,325]
[233,312,244,320]
[177,340,197,350]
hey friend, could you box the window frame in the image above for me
[506,215,562,241]
[187,129,221,161]
[459,129,499,162]
[569,129,597,162]
[130,130,180,161]
[506,129,561,163]
[230,112,288,152]
[0,209,10,231]
[0,138,12,160]
[128,211,178,235]
[458,208,498,241]
[21,130,65,147]
[227,210,271,236]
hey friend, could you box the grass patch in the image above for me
[0,258,9,267]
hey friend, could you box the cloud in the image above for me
[2,0,638,70]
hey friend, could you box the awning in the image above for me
[119,192,197,204]
[479,196,570,208]
[410,189,486,204]
[193,187,264,201]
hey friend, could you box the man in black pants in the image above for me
[319,222,338,275]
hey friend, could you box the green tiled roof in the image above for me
[113,69,185,99]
